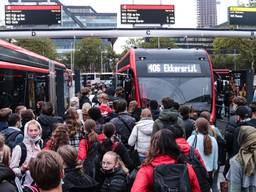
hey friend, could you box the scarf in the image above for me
[236,126,256,176]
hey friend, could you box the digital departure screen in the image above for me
[121,4,175,24]
[147,64,201,73]
[5,5,61,25]
[229,6,256,26]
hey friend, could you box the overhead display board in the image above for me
[5,5,62,25]
[228,6,256,25]
[121,4,175,24]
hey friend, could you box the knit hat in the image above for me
[235,105,252,119]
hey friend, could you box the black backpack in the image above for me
[153,163,191,192]
[83,142,101,179]
[186,147,211,192]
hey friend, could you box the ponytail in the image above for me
[203,135,212,156]
[88,131,98,145]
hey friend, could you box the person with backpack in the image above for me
[57,145,99,192]
[131,129,200,192]
[171,123,211,192]
[110,99,136,150]
[187,118,218,188]
[1,113,23,150]
[78,119,99,161]
[101,122,133,171]
[99,151,129,192]
[152,97,184,136]
[10,120,42,186]
[128,108,154,163]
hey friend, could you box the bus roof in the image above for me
[0,39,66,70]
[132,48,209,60]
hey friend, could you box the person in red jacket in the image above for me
[78,119,99,161]
[131,129,201,192]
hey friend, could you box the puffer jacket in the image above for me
[152,108,184,136]
[131,155,201,192]
[100,168,128,192]
[128,118,154,156]
[110,112,136,146]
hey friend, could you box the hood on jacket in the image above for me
[136,119,154,136]
[175,138,190,156]
[150,155,177,167]
[23,120,42,141]
[158,109,179,122]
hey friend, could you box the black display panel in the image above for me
[229,6,256,26]
[5,5,61,25]
[121,4,175,24]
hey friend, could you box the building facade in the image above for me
[197,0,217,28]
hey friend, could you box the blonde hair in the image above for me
[0,134,11,166]
[104,151,129,175]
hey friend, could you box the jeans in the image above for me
[212,165,220,192]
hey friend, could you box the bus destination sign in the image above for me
[121,4,175,24]
[5,5,61,25]
[147,64,201,73]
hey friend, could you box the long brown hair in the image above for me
[84,119,98,145]
[144,129,184,165]
[49,124,70,151]
[0,134,11,166]
[195,117,212,156]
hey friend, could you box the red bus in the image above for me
[115,48,216,121]
[0,39,71,115]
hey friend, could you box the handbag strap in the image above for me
[192,134,197,148]
[118,116,132,133]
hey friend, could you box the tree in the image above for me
[74,38,118,72]
[212,37,256,70]
[121,37,177,56]
[15,38,58,60]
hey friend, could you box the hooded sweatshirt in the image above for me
[10,120,42,185]
[128,118,154,157]
[152,108,184,136]
[131,155,201,192]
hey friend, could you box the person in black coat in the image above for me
[101,123,133,171]
[0,163,17,192]
[57,145,99,192]
[99,151,128,192]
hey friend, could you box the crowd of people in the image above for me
[0,84,255,192]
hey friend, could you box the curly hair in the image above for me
[48,124,70,151]
[64,108,82,138]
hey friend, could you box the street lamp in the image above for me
[100,50,108,73]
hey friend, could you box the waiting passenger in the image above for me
[57,145,99,192]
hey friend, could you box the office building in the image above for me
[197,0,217,28]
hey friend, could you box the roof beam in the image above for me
[0,28,255,39]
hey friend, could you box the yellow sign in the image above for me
[229,6,256,12]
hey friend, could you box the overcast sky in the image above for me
[0,0,249,52]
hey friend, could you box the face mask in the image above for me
[29,135,41,144]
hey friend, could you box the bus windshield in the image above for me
[138,76,212,112]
